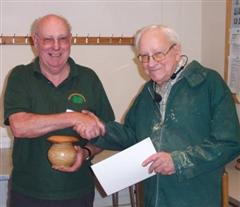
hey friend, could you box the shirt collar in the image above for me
[33,57,79,79]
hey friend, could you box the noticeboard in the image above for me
[224,0,240,103]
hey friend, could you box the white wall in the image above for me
[0,0,225,148]
[202,0,226,76]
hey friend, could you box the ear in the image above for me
[174,44,182,61]
[32,34,39,50]
[69,33,72,44]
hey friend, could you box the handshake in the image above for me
[72,110,105,140]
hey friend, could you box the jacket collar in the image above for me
[146,60,207,96]
[182,60,207,88]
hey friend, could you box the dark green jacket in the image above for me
[95,61,240,207]
[4,57,114,200]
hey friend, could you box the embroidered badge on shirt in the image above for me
[68,93,86,104]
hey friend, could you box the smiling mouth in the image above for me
[149,68,160,72]
[49,53,61,57]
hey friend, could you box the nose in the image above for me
[147,56,157,67]
[53,39,60,50]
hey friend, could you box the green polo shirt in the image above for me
[4,57,114,200]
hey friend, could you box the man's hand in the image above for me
[73,110,105,140]
[142,152,176,175]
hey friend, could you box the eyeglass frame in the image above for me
[137,43,177,63]
[34,33,72,47]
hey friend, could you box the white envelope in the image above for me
[91,137,156,195]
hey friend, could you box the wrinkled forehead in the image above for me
[139,29,171,51]
[36,16,70,37]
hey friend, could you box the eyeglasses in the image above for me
[137,43,176,63]
[35,33,71,47]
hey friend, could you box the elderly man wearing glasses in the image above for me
[59,25,240,207]
[4,14,114,207]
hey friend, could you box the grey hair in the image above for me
[134,24,180,51]
[31,14,72,36]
